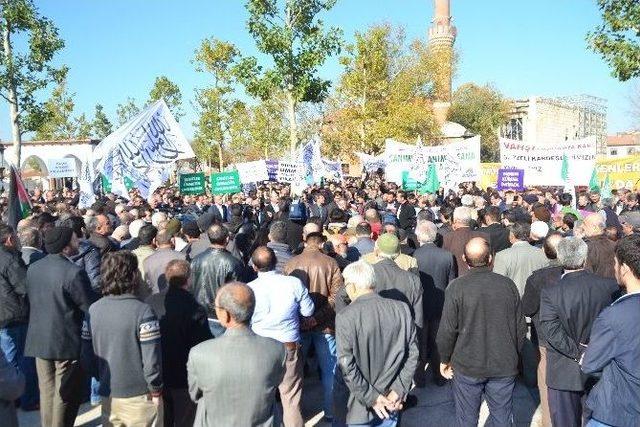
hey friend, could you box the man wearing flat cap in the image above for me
[24,226,95,427]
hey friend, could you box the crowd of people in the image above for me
[0,173,639,427]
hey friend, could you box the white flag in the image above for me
[78,158,96,209]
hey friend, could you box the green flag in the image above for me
[421,162,440,194]
[561,153,569,182]
[601,173,612,199]
[589,168,599,191]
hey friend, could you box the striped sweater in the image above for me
[81,295,162,398]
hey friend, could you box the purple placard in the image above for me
[265,159,279,181]
[496,168,524,191]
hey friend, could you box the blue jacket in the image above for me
[582,293,640,427]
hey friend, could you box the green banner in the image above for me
[179,173,206,195]
[101,175,134,193]
[401,171,418,191]
[211,171,241,195]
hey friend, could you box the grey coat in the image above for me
[492,241,549,296]
[143,248,186,294]
[187,328,286,427]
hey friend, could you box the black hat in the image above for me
[182,221,201,238]
[44,227,74,254]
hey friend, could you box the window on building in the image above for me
[500,118,523,141]
[610,149,617,155]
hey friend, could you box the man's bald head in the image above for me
[251,246,276,273]
[302,222,321,240]
[463,237,492,268]
[215,282,255,326]
[543,232,563,260]
[583,213,606,237]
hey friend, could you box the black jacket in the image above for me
[371,258,423,330]
[540,270,618,391]
[412,243,456,320]
[436,267,527,378]
[0,246,28,328]
[70,240,102,294]
[146,288,212,389]
[479,223,511,254]
[397,202,416,231]
[522,264,563,347]
[20,247,45,267]
[88,233,118,256]
[25,254,94,360]
[190,247,248,318]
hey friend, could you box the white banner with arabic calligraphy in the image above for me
[384,137,481,190]
[356,152,386,172]
[92,99,195,198]
[500,136,596,186]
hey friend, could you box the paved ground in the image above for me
[18,368,542,426]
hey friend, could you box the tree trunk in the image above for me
[286,91,298,154]
[218,142,223,172]
[2,16,21,167]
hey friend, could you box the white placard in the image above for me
[277,161,304,183]
[500,136,597,186]
[47,158,77,178]
[236,160,269,184]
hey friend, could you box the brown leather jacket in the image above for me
[283,247,344,334]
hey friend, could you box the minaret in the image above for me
[429,0,457,125]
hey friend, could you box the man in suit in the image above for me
[581,235,640,427]
[479,206,511,254]
[307,192,329,224]
[207,195,229,223]
[396,191,416,231]
[522,232,564,427]
[540,237,618,427]
[437,237,527,427]
[336,261,419,426]
[143,229,186,295]
[443,207,489,277]
[25,227,94,427]
[493,222,549,296]
[412,221,456,386]
[187,282,286,427]
[583,213,617,279]
[17,226,45,267]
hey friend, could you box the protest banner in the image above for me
[47,158,77,178]
[385,136,481,190]
[356,152,386,172]
[496,168,524,191]
[78,158,95,208]
[265,160,279,181]
[236,160,269,184]
[480,163,501,189]
[595,155,640,190]
[92,99,194,197]
[500,136,596,186]
[277,161,304,183]
[211,171,241,195]
[179,173,206,195]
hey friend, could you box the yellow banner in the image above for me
[595,155,640,190]
[480,163,501,189]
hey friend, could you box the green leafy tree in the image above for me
[192,38,240,170]
[74,113,92,139]
[35,70,76,140]
[92,104,113,138]
[448,83,511,162]
[0,0,65,165]
[234,0,343,153]
[587,0,640,81]
[148,75,184,120]
[116,97,140,126]
[323,25,440,158]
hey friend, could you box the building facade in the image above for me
[501,95,608,154]
[607,131,640,158]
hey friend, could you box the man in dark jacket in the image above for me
[412,221,456,386]
[190,224,247,337]
[87,214,118,255]
[336,261,418,426]
[25,227,94,427]
[479,206,511,254]
[437,237,527,427]
[443,207,490,277]
[583,213,617,279]
[581,235,640,427]
[63,216,102,294]
[396,191,416,231]
[17,226,44,267]
[266,220,293,273]
[540,237,618,427]
[522,232,564,427]
[0,224,37,410]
